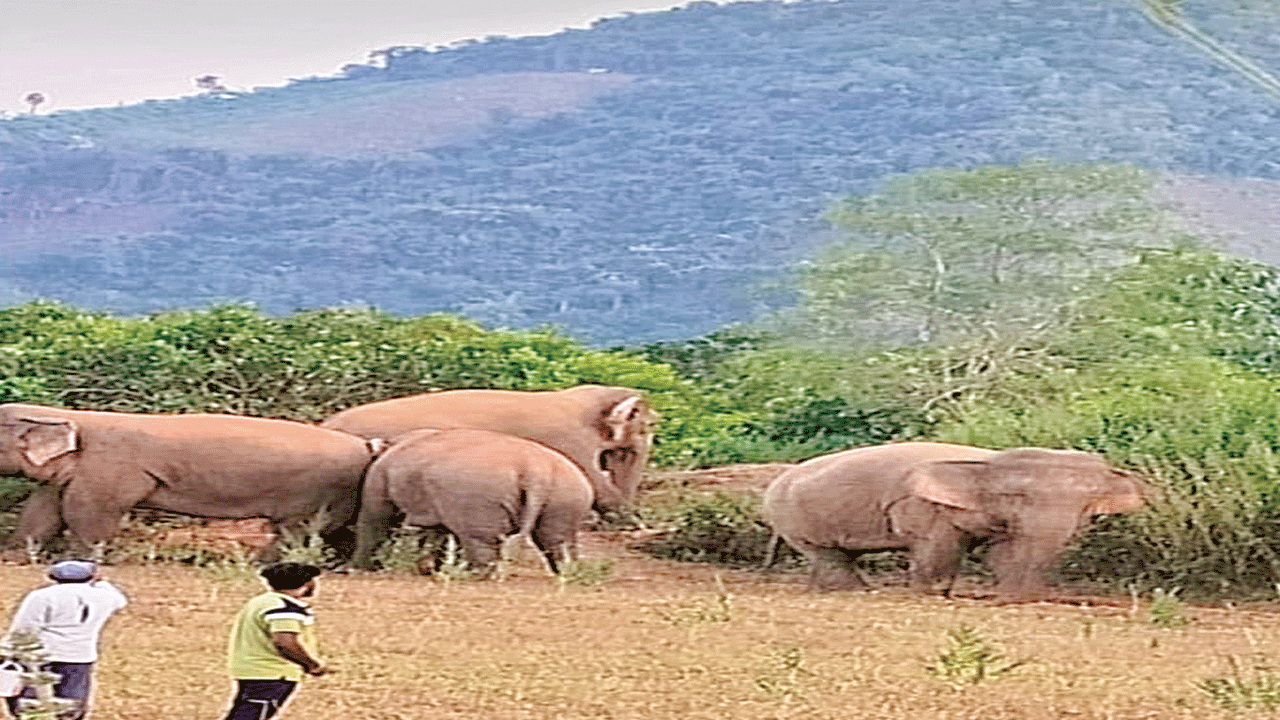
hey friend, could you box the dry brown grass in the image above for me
[4,534,1280,720]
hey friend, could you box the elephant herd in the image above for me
[0,385,1147,601]
[0,385,656,576]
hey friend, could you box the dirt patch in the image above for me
[223,72,637,156]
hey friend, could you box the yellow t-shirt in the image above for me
[226,591,318,681]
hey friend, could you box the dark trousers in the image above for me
[4,661,94,720]
[222,679,298,720]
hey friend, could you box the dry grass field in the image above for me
[3,466,1279,719]
[4,529,1280,720]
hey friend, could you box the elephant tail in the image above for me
[515,474,553,544]
[366,438,392,457]
[762,530,782,570]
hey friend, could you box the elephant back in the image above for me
[764,442,998,547]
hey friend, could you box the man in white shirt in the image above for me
[4,560,128,720]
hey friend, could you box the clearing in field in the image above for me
[2,526,1278,720]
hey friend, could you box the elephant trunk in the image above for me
[603,442,650,505]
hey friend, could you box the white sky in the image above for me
[0,0,698,113]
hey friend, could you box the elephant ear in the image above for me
[886,496,940,539]
[603,396,646,442]
[904,460,985,510]
[17,416,79,466]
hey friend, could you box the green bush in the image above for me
[0,301,719,466]
[681,393,925,467]
[0,478,35,513]
[1199,657,1280,713]
[941,359,1280,597]
[1057,452,1280,598]
[644,492,797,567]
[645,338,930,467]
[0,302,692,417]
[0,478,35,545]
[939,357,1280,463]
[677,431,850,467]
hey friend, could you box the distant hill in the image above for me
[3,0,1280,344]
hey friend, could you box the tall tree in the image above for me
[193,75,228,94]
[23,92,45,114]
[783,162,1184,350]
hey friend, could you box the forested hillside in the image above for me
[2,0,1279,343]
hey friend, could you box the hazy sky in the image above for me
[0,0,699,113]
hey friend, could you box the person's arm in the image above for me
[269,631,329,676]
[6,593,43,636]
[89,578,128,610]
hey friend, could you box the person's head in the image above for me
[47,559,96,584]
[260,563,321,597]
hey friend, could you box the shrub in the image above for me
[1057,452,1280,599]
[758,395,923,448]
[372,527,441,574]
[1147,588,1189,628]
[678,430,849,467]
[0,478,34,514]
[557,558,615,588]
[0,301,716,467]
[684,395,925,466]
[644,492,797,567]
[943,358,1280,598]
[925,625,1027,686]
[754,645,813,702]
[1199,657,1280,712]
[650,340,932,468]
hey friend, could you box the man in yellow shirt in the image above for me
[221,563,330,720]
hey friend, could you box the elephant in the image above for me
[0,403,381,556]
[351,428,595,576]
[762,441,1147,601]
[321,385,655,518]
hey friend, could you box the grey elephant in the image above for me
[763,441,1146,601]
[352,428,595,576]
[322,385,655,518]
[0,403,380,555]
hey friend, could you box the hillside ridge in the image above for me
[2,0,1280,343]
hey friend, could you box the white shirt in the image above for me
[7,581,128,663]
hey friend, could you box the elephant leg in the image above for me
[352,497,399,570]
[59,482,142,553]
[985,540,1043,601]
[318,494,361,561]
[986,521,1078,602]
[806,547,873,592]
[13,486,65,556]
[906,523,967,596]
[528,532,571,575]
[531,513,581,575]
[456,533,502,578]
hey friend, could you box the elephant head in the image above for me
[0,405,80,477]
[596,394,657,502]
[891,447,1146,600]
[319,385,658,518]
